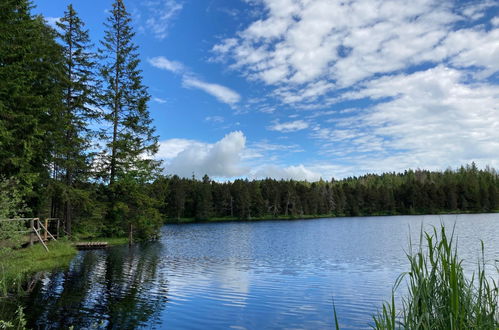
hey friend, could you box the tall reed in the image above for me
[372,225,498,329]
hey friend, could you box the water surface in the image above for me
[5,214,499,329]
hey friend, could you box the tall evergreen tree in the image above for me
[51,4,97,234]
[98,0,160,237]
[0,0,64,213]
[98,0,159,185]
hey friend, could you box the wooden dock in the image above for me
[74,242,108,250]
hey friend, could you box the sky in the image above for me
[35,0,499,181]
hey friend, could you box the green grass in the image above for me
[0,240,77,297]
[335,224,499,329]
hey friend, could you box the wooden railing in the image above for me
[0,218,60,252]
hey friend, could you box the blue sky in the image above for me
[36,0,499,180]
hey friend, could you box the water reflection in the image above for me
[24,242,167,329]
[1,213,498,329]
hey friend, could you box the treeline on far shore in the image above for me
[154,163,499,222]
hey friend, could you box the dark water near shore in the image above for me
[5,214,499,329]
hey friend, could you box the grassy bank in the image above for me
[0,240,77,296]
[0,235,133,296]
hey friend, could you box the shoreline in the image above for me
[165,210,499,224]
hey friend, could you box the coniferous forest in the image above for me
[158,164,499,221]
[1,0,499,240]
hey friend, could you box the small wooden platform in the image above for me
[75,242,108,250]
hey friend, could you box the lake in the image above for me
[4,214,499,329]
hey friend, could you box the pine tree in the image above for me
[0,0,64,213]
[51,4,97,234]
[98,0,159,185]
[195,175,213,220]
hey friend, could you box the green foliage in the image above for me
[0,221,26,252]
[0,178,27,220]
[155,165,499,222]
[97,0,159,185]
[105,175,162,240]
[0,178,29,250]
[372,225,499,329]
[0,0,64,213]
[0,0,162,241]
[0,306,27,330]
[48,4,98,235]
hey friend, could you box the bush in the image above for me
[0,178,29,251]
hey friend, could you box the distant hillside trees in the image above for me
[156,164,499,221]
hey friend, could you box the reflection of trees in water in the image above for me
[24,242,168,329]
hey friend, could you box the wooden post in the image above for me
[33,227,49,252]
[44,218,48,241]
[57,218,60,238]
[128,223,133,246]
[29,218,35,246]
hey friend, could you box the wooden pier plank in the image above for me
[74,242,109,250]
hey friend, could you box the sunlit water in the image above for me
[4,214,499,329]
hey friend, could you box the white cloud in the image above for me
[313,65,499,173]
[158,132,323,180]
[148,56,184,73]
[213,0,498,104]
[149,56,241,105]
[45,17,60,29]
[143,0,182,39]
[207,0,499,177]
[252,164,322,181]
[242,140,304,160]
[157,138,206,159]
[205,116,225,123]
[183,77,241,105]
[165,131,248,178]
[461,1,496,20]
[153,97,167,104]
[268,120,309,132]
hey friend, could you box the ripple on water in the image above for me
[10,214,499,329]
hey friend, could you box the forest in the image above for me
[157,164,499,221]
[1,0,499,242]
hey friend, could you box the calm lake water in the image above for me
[5,214,499,329]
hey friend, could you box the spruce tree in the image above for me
[51,4,97,234]
[98,0,159,185]
[0,0,64,213]
[98,0,160,237]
